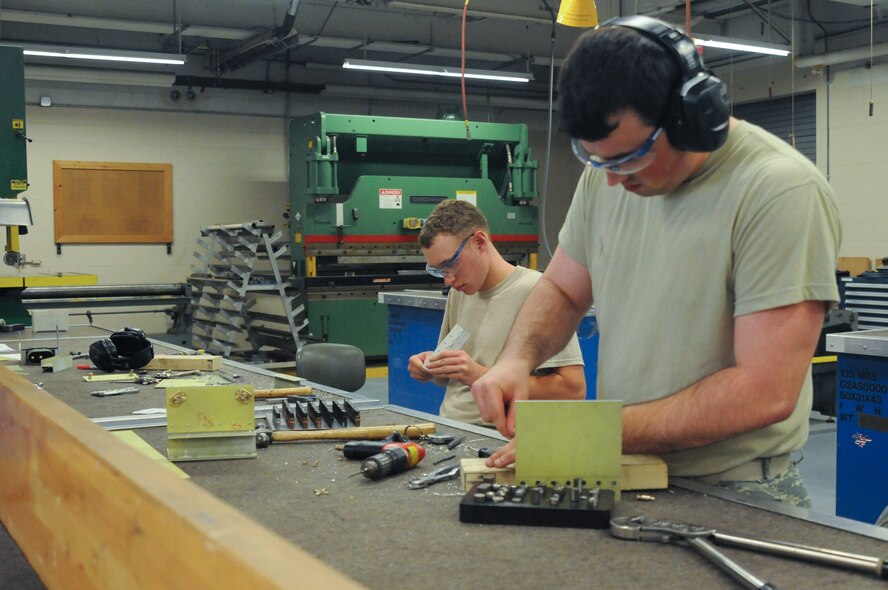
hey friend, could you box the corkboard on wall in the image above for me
[53,161,173,244]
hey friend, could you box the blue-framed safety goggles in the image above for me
[425,235,471,278]
[571,127,662,175]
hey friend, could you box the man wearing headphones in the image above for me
[472,16,841,507]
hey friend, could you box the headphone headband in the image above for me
[601,15,730,152]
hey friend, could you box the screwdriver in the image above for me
[359,442,425,480]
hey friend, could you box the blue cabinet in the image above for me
[827,329,888,524]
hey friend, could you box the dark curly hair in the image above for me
[558,25,680,141]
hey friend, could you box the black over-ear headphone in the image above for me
[89,327,154,372]
[604,15,730,152]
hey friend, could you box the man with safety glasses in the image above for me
[472,16,841,507]
[408,199,585,425]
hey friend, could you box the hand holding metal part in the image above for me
[611,515,888,589]
[408,464,460,489]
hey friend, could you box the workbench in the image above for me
[2,326,887,590]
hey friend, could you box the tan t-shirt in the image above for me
[438,266,584,424]
[558,120,841,477]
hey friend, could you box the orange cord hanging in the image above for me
[461,0,471,139]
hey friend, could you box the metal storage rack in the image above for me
[189,221,307,360]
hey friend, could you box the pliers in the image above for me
[408,464,461,489]
[610,515,888,589]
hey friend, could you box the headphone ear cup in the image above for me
[665,74,730,152]
[109,327,154,370]
[90,339,126,372]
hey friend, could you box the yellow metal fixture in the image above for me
[306,255,317,277]
[556,0,598,28]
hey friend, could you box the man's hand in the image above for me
[423,350,485,386]
[471,358,531,437]
[486,439,515,468]
[408,352,434,382]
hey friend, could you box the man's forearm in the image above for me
[499,277,587,371]
[622,365,799,455]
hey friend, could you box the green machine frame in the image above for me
[0,44,28,200]
[0,44,31,324]
[288,112,540,358]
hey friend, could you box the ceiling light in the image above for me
[693,36,790,57]
[22,44,185,65]
[342,58,532,83]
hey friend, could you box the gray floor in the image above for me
[357,376,840,516]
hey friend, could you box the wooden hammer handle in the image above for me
[270,423,436,442]
[253,386,313,399]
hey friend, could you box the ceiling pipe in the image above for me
[795,41,888,68]
[25,65,176,87]
[0,9,253,40]
[174,75,323,94]
[322,83,550,111]
[216,0,302,74]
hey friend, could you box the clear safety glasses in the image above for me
[425,235,471,278]
[570,127,662,175]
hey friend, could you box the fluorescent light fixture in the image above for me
[693,36,790,57]
[342,58,532,83]
[22,44,186,65]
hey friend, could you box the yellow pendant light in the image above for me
[556,0,599,28]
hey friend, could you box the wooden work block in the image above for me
[145,354,223,371]
[620,454,669,491]
[461,454,668,491]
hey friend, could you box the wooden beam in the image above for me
[0,366,365,590]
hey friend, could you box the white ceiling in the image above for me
[2,0,888,100]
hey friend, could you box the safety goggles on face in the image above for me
[425,235,471,278]
[570,127,662,175]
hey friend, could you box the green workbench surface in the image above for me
[3,326,888,590]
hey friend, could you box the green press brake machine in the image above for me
[288,112,540,358]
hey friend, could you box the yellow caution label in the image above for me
[294,232,302,243]
[11,180,27,191]
[12,119,24,130]
[306,256,317,277]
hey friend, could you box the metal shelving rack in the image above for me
[189,220,306,360]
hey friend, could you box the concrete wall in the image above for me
[8,105,291,332]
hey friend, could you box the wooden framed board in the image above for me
[53,160,173,244]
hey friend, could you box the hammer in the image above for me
[255,422,436,448]
[253,386,313,399]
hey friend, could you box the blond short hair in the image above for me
[419,200,489,248]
